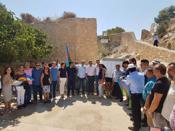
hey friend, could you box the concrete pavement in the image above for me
[0,96,148,131]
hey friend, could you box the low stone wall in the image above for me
[120,32,175,63]
[121,32,136,46]
[134,41,175,63]
[110,33,122,45]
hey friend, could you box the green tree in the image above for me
[0,3,52,63]
[155,5,175,24]
[104,27,125,36]
[61,11,76,19]
[154,5,175,37]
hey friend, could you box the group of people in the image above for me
[0,60,109,109]
[113,58,175,131]
[1,57,175,131]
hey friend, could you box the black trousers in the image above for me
[141,98,147,125]
[131,93,142,130]
[112,82,123,100]
[67,79,75,96]
[154,40,158,47]
[24,85,32,104]
[87,76,95,94]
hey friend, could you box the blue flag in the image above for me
[65,46,72,67]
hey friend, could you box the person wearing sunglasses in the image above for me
[32,63,43,103]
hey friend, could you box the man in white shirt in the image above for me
[112,64,123,101]
[124,64,145,131]
[95,60,100,96]
[86,61,96,95]
[153,33,159,47]
[162,63,175,123]
[77,60,86,95]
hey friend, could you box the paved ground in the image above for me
[0,96,148,131]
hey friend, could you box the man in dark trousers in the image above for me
[32,63,43,103]
[140,59,150,126]
[145,64,170,128]
[124,64,145,131]
[86,61,96,95]
[112,64,123,102]
[50,61,59,99]
[67,62,77,97]
[153,33,159,47]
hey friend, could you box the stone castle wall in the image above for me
[33,18,98,62]
[110,33,122,44]
[120,32,175,63]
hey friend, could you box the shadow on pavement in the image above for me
[56,95,112,109]
[0,101,55,130]
[116,100,149,131]
[0,95,150,131]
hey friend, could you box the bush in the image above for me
[157,21,169,38]
[104,27,125,36]
[21,13,39,23]
[62,12,76,19]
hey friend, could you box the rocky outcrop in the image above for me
[159,18,175,50]
[108,32,175,63]
[141,29,152,40]
[142,18,175,50]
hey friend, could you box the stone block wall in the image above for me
[33,18,98,63]
[110,33,122,45]
[120,32,175,63]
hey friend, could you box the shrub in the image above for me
[62,11,76,19]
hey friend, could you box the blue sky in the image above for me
[0,0,174,39]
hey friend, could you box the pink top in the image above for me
[24,68,33,85]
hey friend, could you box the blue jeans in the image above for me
[51,81,57,98]
[33,85,42,101]
[77,77,86,95]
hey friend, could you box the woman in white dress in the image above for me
[2,67,14,110]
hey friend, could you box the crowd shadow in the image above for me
[0,94,149,131]
[115,99,149,131]
[0,98,55,130]
[0,94,113,130]
[56,95,112,109]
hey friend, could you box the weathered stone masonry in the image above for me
[33,18,98,62]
